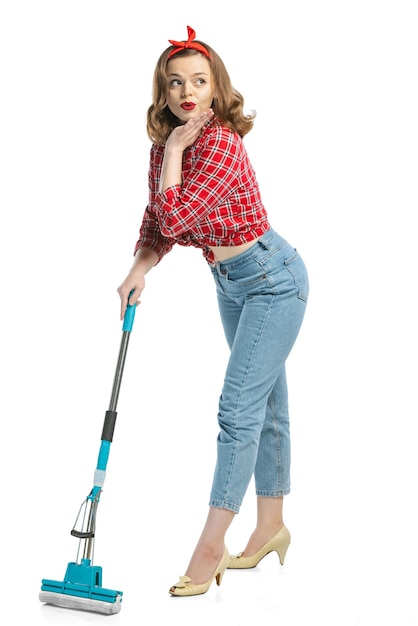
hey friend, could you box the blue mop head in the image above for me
[40,559,123,615]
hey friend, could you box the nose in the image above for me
[181,81,193,98]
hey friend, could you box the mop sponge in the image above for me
[39,591,122,615]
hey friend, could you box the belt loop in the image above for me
[258,235,269,251]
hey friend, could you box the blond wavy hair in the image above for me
[147,44,256,145]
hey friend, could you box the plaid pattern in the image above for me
[134,122,270,264]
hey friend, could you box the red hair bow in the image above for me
[168,26,210,59]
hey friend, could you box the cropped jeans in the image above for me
[208,228,309,514]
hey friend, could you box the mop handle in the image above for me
[104,295,137,428]
[92,297,137,491]
[122,296,136,332]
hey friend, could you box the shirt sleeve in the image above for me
[154,127,242,239]
[134,207,175,261]
[134,145,176,262]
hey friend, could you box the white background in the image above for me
[1,1,417,624]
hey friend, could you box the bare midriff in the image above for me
[209,237,260,262]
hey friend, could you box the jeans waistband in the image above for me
[212,229,287,271]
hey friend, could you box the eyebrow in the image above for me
[167,71,209,78]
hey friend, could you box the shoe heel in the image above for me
[276,530,291,565]
[277,543,289,565]
[216,567,226,586]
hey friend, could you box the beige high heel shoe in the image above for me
[169,547,230,597]
[228,525,291,569]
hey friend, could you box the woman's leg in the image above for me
[239,496,284,556]
[255,366,290,497]
[239,367,289,555]
[178,507,235,586]
[209,287,306,513]
[179,295,301,584]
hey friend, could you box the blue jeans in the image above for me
[208,228,309,513]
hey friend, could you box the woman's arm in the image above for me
[117,111,213,319]
[159,110,214,193]
[117,247,159,320]
[155,125,242,238]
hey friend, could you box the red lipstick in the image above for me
[181,102,196,110]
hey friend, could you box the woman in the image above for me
[117,26,309,596]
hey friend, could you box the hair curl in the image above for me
[147,44,255,145]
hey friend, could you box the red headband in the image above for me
[168,26,210,59]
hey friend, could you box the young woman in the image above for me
[117,26,309,596]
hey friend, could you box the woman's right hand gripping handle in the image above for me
[117,271,145,321]
[117,248,159,320]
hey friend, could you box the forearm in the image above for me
[117,247,158,319]
[159,146,183,193]
[158,110,214,194]
[130,247,159,275]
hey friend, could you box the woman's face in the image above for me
[166,54,215,122]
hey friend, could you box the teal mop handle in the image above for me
[99,297,137,454]
[92,297,137,494]
[71,296,137,559]
[122,298,136,332]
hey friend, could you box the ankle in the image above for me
[185,544,225,584]
[254,521,284,537]
[195,541,225,561]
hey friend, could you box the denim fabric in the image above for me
[208,228,309,513]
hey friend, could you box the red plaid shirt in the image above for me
[134,120,270,264]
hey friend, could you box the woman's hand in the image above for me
[166,109,214,152]
[117,271,145,320]
[117,248,158,320]
[159,109,214,194]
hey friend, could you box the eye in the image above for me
[169,79,182,87]
[195,78,206,86]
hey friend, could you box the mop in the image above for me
[39,299,137,614]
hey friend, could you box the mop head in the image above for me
[40,561,123,615]
[39,591,122,615]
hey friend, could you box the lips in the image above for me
[181,102,196,110]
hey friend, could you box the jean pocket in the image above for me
[284,250,309,302]
[224,264,268,288]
